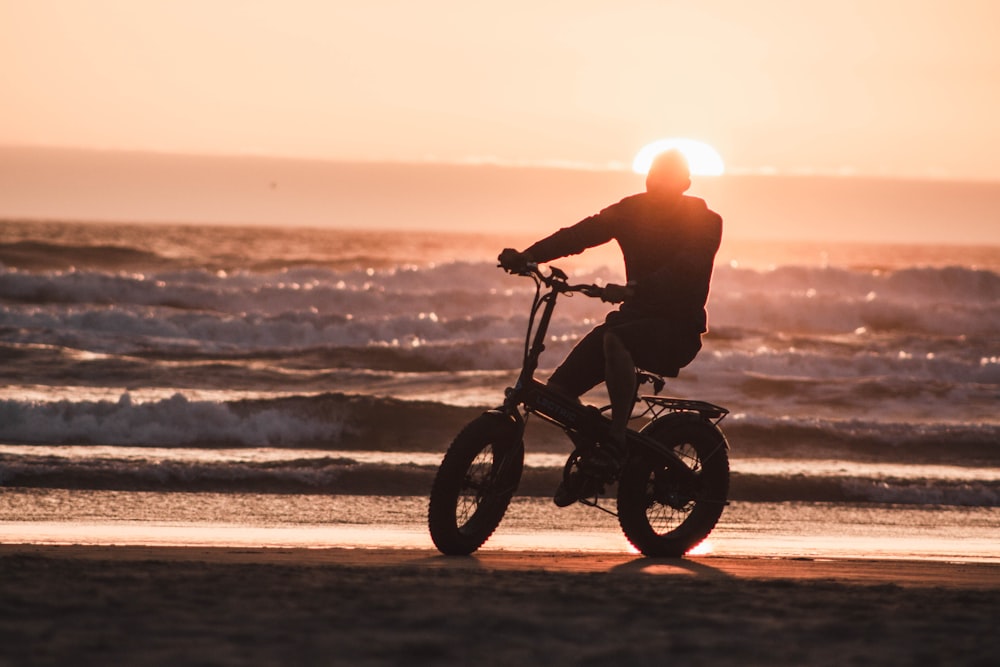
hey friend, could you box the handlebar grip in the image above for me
[599,283,633,303]
[497,261,538,275]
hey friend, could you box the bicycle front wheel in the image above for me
[617,416,729,557]
[428,412,524,555]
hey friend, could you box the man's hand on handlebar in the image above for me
[601,283,635,303]
[498,248,534,274]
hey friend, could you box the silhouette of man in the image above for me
[499,149,722,459]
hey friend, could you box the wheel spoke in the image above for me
[454,447,492,524]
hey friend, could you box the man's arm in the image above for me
[523,208,618,264]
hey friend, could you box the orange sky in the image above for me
[2,1,999,181]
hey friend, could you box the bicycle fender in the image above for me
[642,411,729,449]
[485,407,524,429]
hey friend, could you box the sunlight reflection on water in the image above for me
[1,491,996,564]
[2,520,995,564]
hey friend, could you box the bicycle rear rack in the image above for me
[637,396,729,425]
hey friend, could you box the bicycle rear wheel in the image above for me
[428,412,524,555]
[617,416,729,557]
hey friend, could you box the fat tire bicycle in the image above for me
[428,262,730,557]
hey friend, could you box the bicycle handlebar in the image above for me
[500,262,630,303]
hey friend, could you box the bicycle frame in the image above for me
[497,264,722,483]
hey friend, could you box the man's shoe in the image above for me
[553,451,608,507]
[553,471,586,507]
[553,471,604,507]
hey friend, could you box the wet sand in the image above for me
[3,544,998,666]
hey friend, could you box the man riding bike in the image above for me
[498,149,723,504]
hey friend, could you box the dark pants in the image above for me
[547,311,702,397]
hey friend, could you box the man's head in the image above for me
[645,149,691,197]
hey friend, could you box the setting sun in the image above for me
[633,138,725,176]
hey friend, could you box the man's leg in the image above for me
[546,325,606,401]
[603,330,635,448]
[548,326,625,507]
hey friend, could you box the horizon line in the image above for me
[4,142,999,185]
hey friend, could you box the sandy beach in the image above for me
[2,544,997,666]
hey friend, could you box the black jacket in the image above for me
[525,193,722,333]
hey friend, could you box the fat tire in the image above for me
[428,412,524,555]
[617,417,729,557]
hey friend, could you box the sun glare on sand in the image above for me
[633,138,725,176]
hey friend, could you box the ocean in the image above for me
[1,219,997,559]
